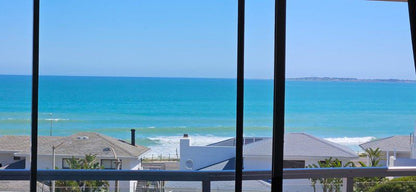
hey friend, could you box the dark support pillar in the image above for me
[202,180,211,192]
[346,177,354,192]
[271,0,286,191]
[235,0,245,191]
[31,0,40,191]
[409,0,416,73]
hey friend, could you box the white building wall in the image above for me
[180,138,235,170]
[179,137,358,192]
[394,158,416,166]
[24,155,30,169]
[244,156,271,170]
[23,155,142,192]
[127,158,141,191]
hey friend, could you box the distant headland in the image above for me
[0,74,415,82]
[288,77,416,83]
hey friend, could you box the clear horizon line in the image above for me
[0,74,415,81]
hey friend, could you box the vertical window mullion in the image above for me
[271,0,286,191]
[408,0,416,74]
[235,0,245,191]
[31,0,40,191]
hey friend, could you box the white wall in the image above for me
[244,156,271,170]
[180,138,235,170]
[394,158,416,166]
[23,155,142,192]
[180,137,356,171]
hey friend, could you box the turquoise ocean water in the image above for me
[1,75,416,154]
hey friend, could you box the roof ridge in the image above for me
[302,133,357,157]
[358,136,396,147]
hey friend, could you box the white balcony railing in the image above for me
[2,167,416,192]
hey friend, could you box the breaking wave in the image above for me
[324,136,376,146]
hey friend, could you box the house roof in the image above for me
[199,158,236,171]
[2,160,25,169]
[359,135,411,152]
[0,132,149,158]
[243,133,357,158]
[208,137,268,147]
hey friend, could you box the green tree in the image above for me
[55,154,109,192]
[307,157,354,192]
[362,148,382,167]
[369,176,416,192]
[354,148,386,192]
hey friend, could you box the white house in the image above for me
[167,133,358,192]
[0,132,149,192]
[359,134,416,167]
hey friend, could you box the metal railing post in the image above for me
[202,180,211,192]
[346,177,353,192]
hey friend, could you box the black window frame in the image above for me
[283,160,305,169]
[61,158,72,169]
[100,159,122,170]
[28,0,416,192]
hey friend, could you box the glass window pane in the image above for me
[0,1,32,192]
[38,0,238,191]
[101,159,113,169]
[285,0,415,191]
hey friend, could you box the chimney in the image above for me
[131,129,136,146]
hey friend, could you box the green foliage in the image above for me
[307,157,354,192]
[55,154,109,192]
[369,176,416,192]
[365,148,382,167]
[354,148,386,192]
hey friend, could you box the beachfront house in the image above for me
[359,135,413,166]
[0,132,149,192]
[167,133,358,191]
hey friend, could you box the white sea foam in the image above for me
[144,135,231,157]
[324,136,375,146]
[44,118,69,121]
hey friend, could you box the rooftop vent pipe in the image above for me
[131,129,136,146]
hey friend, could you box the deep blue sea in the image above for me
[1,75,416,154]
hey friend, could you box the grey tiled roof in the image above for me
[208,137,267,146]
[284,133,358,158]
[206,133,357,158]
[359,135,411,152]
[0,132,149,158]
[3,160,25,169]
[243,133,358,158]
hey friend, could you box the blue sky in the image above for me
[0,0,414,79]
